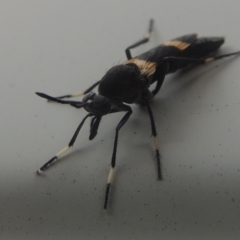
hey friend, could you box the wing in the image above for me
[136,34,198,62]
[124,34,198,76]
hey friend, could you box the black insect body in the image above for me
[36,20,240,209]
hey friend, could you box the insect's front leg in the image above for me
[35,92,88,109]
[36,114,91,174]
[104,104,132,210]
[144,98,162,180]
[48,80,101,100]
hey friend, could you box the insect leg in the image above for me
[48,80,101,100]
[151,76,165,96]
[150,66,167,97]
[89,116,102,140]
[204,51,240,62]
[36,114,91,174]
[104,105,132,209]
[144,98,162,180]
[162,50,240,65]
[125,19,154,60]
[36,92,88,109]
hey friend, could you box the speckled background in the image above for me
[1,0,240,239]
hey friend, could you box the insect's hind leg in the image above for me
[162,50,240,65]
[125,19,154,60]
[204,51,240,63]
[51,80,101,100]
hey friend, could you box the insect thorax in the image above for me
[98,64,148,104]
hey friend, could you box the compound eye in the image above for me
[82,92,96,103]
[90,95,111,115]
[83,93,111,115]
[93,95,109,106]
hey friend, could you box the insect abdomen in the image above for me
[166,37,225,72]
[184,37,225,58]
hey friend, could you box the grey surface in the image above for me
[1,0,240,239]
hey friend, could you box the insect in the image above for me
[36,19,240,209]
